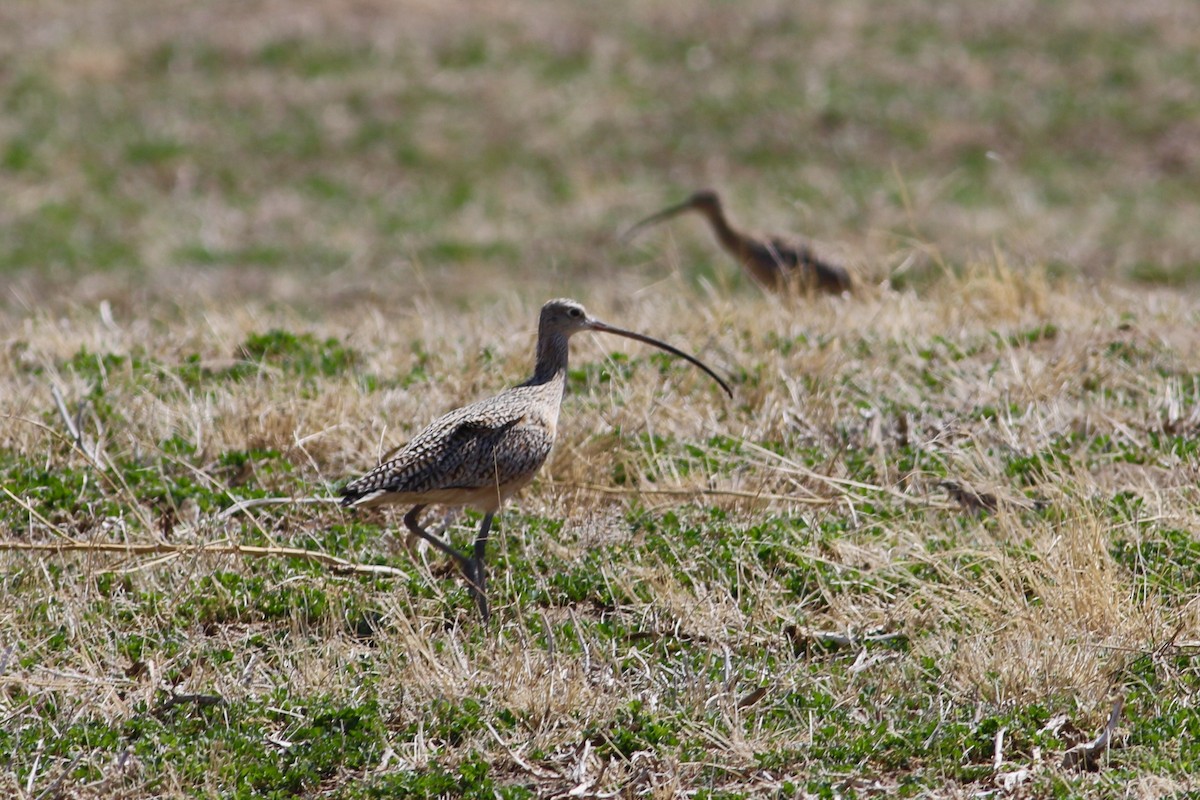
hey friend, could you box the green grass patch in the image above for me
[235,329,359,378]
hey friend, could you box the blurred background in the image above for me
[1,0,1198,312]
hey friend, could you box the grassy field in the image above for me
[3,1,1200,797]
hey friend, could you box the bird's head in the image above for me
[536,298,732,397]
[539,298,594,337]
[685,189,722,214]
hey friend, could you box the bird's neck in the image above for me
[699,205,750,256]
[525,330,570,389]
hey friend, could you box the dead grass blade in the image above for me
[0,539,408,579]
[741,440,951,508]
[1,486,84,544]
[218,495,343,519]
[1061,697,1124,771]
[550,480,833,506]
[50,383,95,463]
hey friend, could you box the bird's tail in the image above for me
[339,484,387,508]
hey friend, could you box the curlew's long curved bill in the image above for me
[619,200,696,243]
[587,319,733,397]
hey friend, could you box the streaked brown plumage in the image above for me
[340,298,731,622]
[624,189,852,294]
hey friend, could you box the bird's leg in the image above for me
[465,512,495,624]
[402,507,458,557]
[406,505,493,623]
[403,505,471,573]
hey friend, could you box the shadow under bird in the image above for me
[623,189,852,295]
[339,298,731,622]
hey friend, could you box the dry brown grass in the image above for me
[4,264,1200,796]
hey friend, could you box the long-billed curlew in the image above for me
[340,298,731,622]
[623,189,852,294]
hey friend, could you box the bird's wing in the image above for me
[765,236,804,267]
[766,236,851,291]
[340,399,555,504]
[454,418,556,489]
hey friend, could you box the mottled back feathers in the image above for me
[340,380,561,509]
[751,236,852,293]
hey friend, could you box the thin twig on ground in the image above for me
[0,540,408,579]
[552,480,832,506]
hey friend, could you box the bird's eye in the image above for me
[569,307,583,318]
